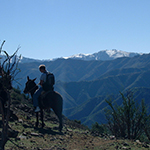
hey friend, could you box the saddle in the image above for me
[39,90,54,109]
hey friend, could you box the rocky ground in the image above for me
[1,91,150,150]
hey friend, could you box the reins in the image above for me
[28,85,38,93]
[26,81,38,94]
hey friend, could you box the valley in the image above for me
[12,52,150,127]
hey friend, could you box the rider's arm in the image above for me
[39,80,44,86]
[39,72,46,86]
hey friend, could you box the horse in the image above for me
[23,76,63,132]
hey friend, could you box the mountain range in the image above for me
[63,49,141,61]
[2,49,140,63]
[10,49,150,127]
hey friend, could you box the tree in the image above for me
[0,41,21,150]
[105,90,150,139]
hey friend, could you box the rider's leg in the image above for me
[33,87,43,111]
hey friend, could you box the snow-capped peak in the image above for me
[63,53,91,59]
[62,49,141,61]
[0,49,141,63]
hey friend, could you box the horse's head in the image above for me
[24,76,38,95]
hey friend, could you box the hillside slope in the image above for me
[1,89,150,150]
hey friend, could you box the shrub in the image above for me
[74,119,81,124]
[91,122,105,134]
[105,90,150,139]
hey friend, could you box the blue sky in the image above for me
[1,0,150,59]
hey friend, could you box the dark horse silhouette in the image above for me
[23,76,63,132]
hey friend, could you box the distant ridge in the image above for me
[63,49,141,61]
[5,49,141,63]
[13,52,150,126]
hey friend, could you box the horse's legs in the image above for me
[53,108,63,132]
[40,109,45,128]
[58,113,63,132]
[35,112,39,127]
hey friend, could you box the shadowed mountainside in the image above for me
[13,53,150,126]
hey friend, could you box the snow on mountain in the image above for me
[63,53,91,59]
[17,49,143,62]
[63,49,141,61]
[0,49,142,63]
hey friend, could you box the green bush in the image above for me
[74,119,81,124]
[105,90,150,140]
[91,122,105,134]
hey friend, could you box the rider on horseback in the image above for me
[33,64,55,112]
